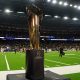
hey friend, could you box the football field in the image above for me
[0,50,80,80]
[1,50,80,71]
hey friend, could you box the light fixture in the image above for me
[4,9,13,13]
[52,0,57,4]
[72,17,79,21]
[77,6,80,10]
[59,1,63,5]
[54,15,60,18]
[47,0,51,2]
[17,12,24,14]
[74,5,77,8]
[70,4,73,7]
[63,2,68,6]
[63,16,69,20]
[45,15,51,17]
[5,9,10,13]
[42,38,44,41]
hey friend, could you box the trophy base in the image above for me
[7,70,70,80]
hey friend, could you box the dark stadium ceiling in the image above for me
[0,0,80,32]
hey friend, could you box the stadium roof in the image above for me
[0,0,80,33]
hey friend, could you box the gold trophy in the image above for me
[26,5,44,80]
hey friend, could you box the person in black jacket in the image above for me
[59,47,65,57]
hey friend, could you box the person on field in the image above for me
[45,47,48,53]
[59,47,65,57]
[14,47,17,54]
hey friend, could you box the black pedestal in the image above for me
[26,50,44,80]
[7,70,70,80]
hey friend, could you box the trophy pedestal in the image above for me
[26,50,44,80]
[7,70,70,80]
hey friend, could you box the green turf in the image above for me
[6,53,25,70]
[64,73,80,80]
[0,53,7,71]
[0,51,80,70]
[0,51,80,80]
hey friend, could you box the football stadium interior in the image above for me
[0,0,80,80]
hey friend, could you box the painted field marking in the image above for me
[65,54,75,55]
[51,54,75,57]
[65,56,80,60]
[45,59,70,66]
[74,63,79,65]
[45,65,50,68]
[21,67,24,70]
[5,55,10,70]
[56,65,61,67]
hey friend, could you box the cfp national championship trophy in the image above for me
[7,0,70,80]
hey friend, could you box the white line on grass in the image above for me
[65,54,75,55]
[45,59,70,66]
[45,65,50,68]
[65,56,80,60]
[74,63,79,65]
[56,65,61,67]
[5,55,10,70]
[21,67,24,70]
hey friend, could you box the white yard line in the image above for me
[56,65,61,67]
[74,63,79,65]
[65,56,80,60]
[5,55,10,70]
[21,67,24,70]
[45,65,50,68]
[45,59,70,66]
[65,54,75,55]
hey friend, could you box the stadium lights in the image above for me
[45,14,80,21]
[72,17,79,21]
[70,4,73,7]
[0,37,4,39]
[17,12,24,14]
[74,5,77,8]
[47,0,51,2]
[59,1,63,5]
[42,38,44,40]
[52,0,57,4]
[63,2,68,6]
[54,15,60,18]
[46,0,80,11]
[45,15,51,17]
[77,6,80,10]
[53,15,79,21]
[63,16,69,20]
[5,9,10,13]
[4,9,13,13]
